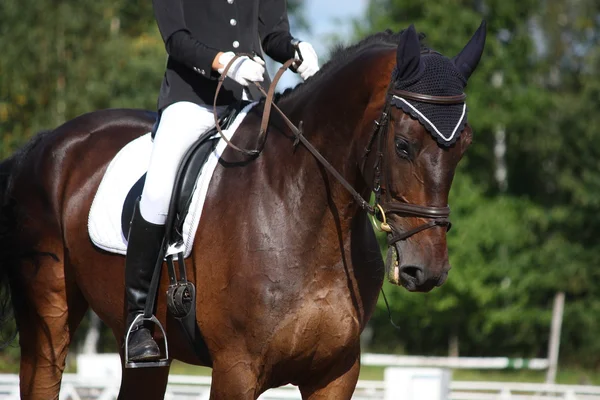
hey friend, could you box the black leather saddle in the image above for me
[121,101,249,246]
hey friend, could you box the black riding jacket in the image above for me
[153,0,296,111]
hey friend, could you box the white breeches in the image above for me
[140,101,226,225]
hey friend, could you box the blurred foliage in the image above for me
[1,0,600,373]
[0,0,164,159]
[363,0,600,369]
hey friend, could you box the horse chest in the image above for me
[264,285,362,362]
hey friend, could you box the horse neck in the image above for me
[276,50,393,220]
[265,60,390,323]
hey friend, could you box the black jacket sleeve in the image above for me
[258,0,296,64]
[152,0,220,79]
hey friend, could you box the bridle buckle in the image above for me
[376,204,392,233]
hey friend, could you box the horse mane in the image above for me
[276,29,428,102]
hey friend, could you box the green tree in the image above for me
[361,0,600,368]
[0,0,164,158]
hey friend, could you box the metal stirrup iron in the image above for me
[124,314,170,369]
[125,238,170,369]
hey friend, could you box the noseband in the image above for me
[360,84,465,245]
[215,55,465,246]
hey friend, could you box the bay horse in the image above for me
[0,23,485,399]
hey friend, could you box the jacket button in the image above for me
[230,19,237,26]
[232,41,239,48]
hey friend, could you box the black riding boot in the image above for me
[124,198,165,362]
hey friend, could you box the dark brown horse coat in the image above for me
[0,24,485,399]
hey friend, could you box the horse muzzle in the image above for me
[378,201,452,291]
[384,237,450,292]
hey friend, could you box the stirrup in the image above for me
[124,314,170,368]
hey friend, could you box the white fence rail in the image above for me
[0,354,596,400]
[0,374,382,400]
[362,354,549,370]
[2,373,600,400]
[449,381,600,400]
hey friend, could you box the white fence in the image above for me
[450,381,600,400]
[1,354,599,400]
[2,373,600,400]
[0,374,382,400]
[362,354,549,370]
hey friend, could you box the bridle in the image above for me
[359,84,465,245]
[213,54,466,246]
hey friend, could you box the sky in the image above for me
[274,0,368,89]
[302,0,367,55]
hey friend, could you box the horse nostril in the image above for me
[399,265,425,285]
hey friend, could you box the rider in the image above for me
[124,0,320,364]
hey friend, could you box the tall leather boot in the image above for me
[124,197,165,362]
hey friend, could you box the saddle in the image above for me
[120,101,249,245]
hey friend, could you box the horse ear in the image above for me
[452,20,487,80]
[395,24,424,82]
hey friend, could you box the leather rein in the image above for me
[213,54,465,245]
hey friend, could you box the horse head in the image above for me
[361,22,486,292]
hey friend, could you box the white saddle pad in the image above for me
[88,102,257,258]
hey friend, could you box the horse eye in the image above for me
[395,138,410,158]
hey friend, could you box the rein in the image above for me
[213,54,376,213]
[214,55,297,157]
[212,54,463,245]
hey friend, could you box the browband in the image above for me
[392,90,466,105]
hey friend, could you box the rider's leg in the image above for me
[140,102,227,225]
[123,198,165,362]
[125,101,225,362]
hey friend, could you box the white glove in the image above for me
[217,51,265,86]
[295,42,319,81]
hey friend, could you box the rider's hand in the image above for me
[216,52,265,86]
[295,42,319,81]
